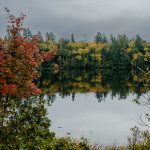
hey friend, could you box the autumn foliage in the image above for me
[0,8,53,98]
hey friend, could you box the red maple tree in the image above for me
[0,8,53,98]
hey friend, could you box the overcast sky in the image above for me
[1,0,150,41]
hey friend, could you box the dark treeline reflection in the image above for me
[38,69,149,102]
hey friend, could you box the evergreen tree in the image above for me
[135,34,144,54]
[23,28,27,37]
[37,31,43,42]
[45,32,55,42]
[71,33,75,42]
[102,34,108,43]
[95,32,107,43]
[26,28,32,39]
[95,32,102,43]
[23,28,32,39]
[49,32,55,42]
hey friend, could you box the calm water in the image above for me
[47,93,148,145]
[40,69,149,145]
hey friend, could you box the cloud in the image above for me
[1,0,150,40]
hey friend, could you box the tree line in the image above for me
[5,29,150,69]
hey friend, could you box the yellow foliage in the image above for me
[75,55,82,60]
[90,86,105,93]
[75,77,82,81]
[133,52,143,61]
[39,40,58,54]
[126,48,132,53]
[95,54,101,61]
[144,47,149,51]
[91,54,95,58]
[88,42,105,49]
[144,53,150,62]
[77,48,89,55]
[68,42,88,49]
[133,75,143,82]
[128,41,135,49]
[53,64,59,69]
[84,58,88,63]
[77,82,90,88]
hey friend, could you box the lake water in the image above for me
[40,69,150,146]
[47,93,148,146]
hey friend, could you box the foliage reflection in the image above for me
[39,69,149,102]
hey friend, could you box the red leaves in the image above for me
[28,83,41,95]
[41,51,54,61]
[5,8,26,38]
[0,9,53,99]
[0,51,4,66]
[1,84,17,95]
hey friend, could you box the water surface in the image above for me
[47,93,148,145]
[40,69,149,145]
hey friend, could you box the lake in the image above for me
[39,68,150,146]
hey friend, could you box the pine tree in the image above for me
[71,33,75,43]
[26,28,32,39]
[45,32,55,42]
[135,34,144,54]
[95,32,102,43]
[37,31,43,42]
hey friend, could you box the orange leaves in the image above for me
[28,83,41,95]
[1,84,17,95]
[0,51,4,67]
[41,51,54,61]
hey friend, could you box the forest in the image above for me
[18,30,150,69]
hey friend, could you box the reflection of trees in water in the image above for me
[95,92,107,103]
[39,69,149,102]
[0,96,54,149]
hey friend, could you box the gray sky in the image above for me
[1,0,150,41]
